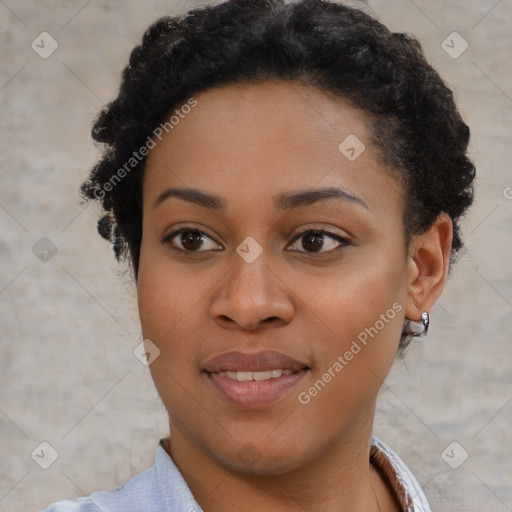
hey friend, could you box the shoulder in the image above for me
[40,462,159,512]
[40,440,202,512]
[41,498,99,511]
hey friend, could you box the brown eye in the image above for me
[288,229,350,254]
[163,228,223,252]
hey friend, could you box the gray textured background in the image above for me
[1,1,511,511]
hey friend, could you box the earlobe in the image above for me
[405,213,453,322]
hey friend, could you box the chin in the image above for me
[209,437,311,476]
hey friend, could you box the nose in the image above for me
[209,251,295,332]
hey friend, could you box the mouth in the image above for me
[212,369,297,381]
[203,349,309,373]
[202,350,310,408]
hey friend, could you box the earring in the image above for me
[420,311,429,336]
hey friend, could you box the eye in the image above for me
[162,226,351,254]
[162,228,223,253]
[287,228,351,254]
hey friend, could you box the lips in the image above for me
[203,349,309,373]
[203,350,310,408]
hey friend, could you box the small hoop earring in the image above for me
[420,311,429,336]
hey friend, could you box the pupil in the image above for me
[303,233,323,252]
[182,231,203,251]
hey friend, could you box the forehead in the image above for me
[143,81,403,214]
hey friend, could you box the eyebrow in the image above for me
[153,186,369,211]
[275,186,369,211]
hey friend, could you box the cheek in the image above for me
[137,239,194,339]
[301,247,407,395]
[136,245,200,403]
[290,281,404,454]
[137,256,202,420]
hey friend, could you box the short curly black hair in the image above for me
[81,0,475,351]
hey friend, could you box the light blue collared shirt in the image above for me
[41,436,431,512]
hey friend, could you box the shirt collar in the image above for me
[154,439,203,512]
[370,436,431,512]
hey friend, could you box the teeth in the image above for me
[236,371,253,382]
[215,369,296,381]
[253,370,271,381]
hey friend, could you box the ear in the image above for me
[405,213,453,322]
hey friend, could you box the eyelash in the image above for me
[162,226,352,255]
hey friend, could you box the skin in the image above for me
[137,81,453,512]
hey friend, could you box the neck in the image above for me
[164,403,388,512]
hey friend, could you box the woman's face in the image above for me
[138,81,413,473]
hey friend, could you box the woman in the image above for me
[43,0,475,510]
